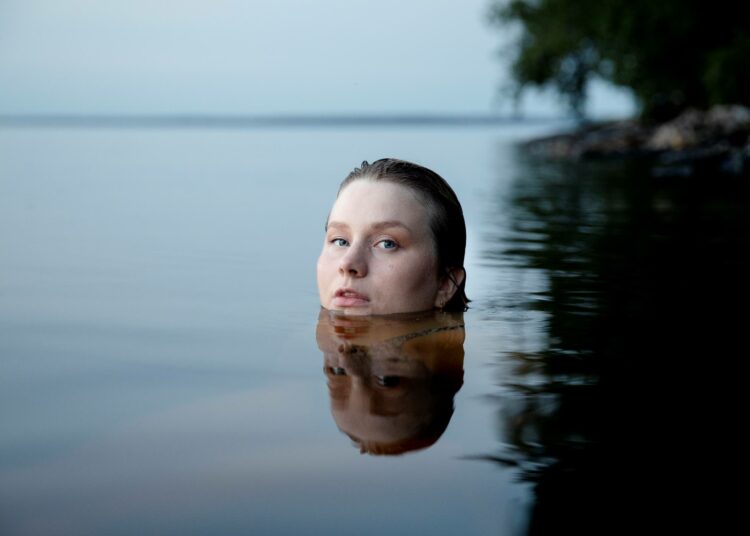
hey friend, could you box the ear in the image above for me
[434,267,465,309]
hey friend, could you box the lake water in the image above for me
[1,121,747,535]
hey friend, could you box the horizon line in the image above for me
[0,112,573,129]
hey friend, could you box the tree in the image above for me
[488,0,750,121]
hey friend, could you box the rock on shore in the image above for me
[524,105,750,177]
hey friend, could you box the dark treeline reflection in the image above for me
[485,153,749,534]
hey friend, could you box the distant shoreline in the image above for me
[0,113,571,129]
[523,105,750,177]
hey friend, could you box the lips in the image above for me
[332,288,370,308]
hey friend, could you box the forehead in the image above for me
[330,179,431,227]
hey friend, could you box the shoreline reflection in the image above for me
[315,309,465,456]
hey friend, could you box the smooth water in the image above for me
[1,122,746,534]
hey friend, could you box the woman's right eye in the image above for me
[330,238,349,247]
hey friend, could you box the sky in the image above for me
[0,0,635,117]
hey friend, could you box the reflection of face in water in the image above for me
[316,309,465,456]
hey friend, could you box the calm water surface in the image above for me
[1,122,746,534]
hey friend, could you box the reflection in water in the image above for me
[315,309,465,456]
[484,155,750,534]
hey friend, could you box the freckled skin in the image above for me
[317,180,445,315]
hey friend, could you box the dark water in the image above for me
[481,153,749,533]
[0,123,746,534]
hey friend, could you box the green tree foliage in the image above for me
[488,0,750,121]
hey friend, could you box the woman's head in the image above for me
[317,158,468,315]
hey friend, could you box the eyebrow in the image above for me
[326,220,412,233]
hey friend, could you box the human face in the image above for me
[317,179,441,315]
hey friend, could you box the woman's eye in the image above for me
[331,238,349,247]
[375,375,401,387]
[376,239,398,250]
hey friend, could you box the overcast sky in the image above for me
[0,0,635,117]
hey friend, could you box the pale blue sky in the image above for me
[0,0,635,117]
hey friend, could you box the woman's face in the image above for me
[317,179,441,315]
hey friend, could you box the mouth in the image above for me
[332,288,370,308]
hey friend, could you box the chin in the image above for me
[334,307,373,316]
[322,303,373,316]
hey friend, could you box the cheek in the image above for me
[317,254,333,287]
[385,255,438,292]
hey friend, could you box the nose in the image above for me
[339,244,368,277]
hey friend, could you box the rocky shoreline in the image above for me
[524,105,750,177]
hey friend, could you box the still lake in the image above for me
[1,121,747,534]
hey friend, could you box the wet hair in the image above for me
[337,158,469,311]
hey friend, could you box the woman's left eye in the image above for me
[375,239,398,250]
[375,375,401,387]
